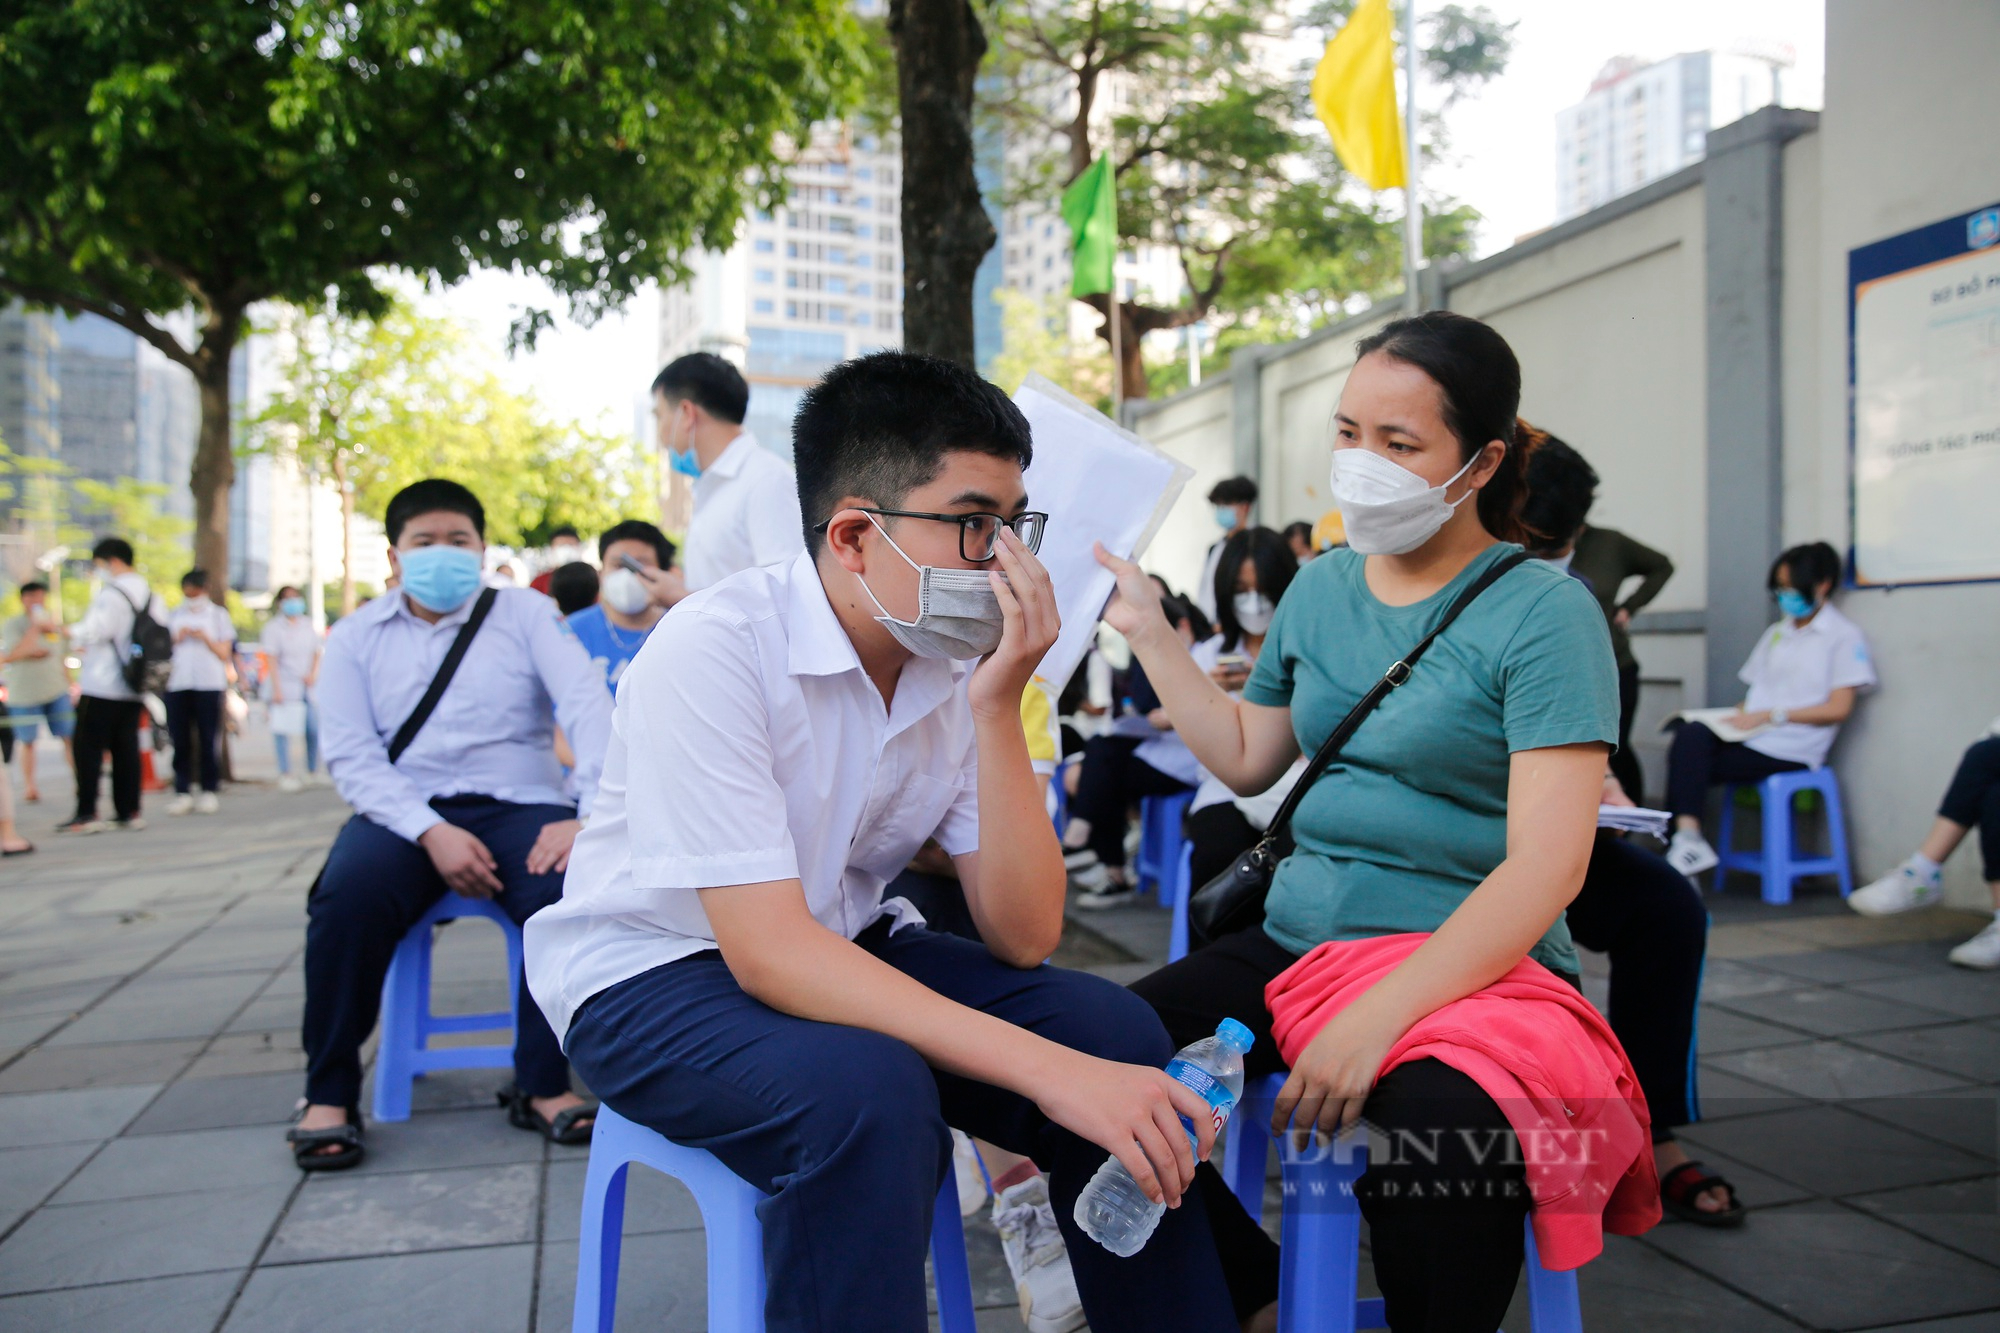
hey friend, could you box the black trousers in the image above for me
[1664,719,1804,820]
[1187,802,1262,892]
[1566,834,1708,1137]
[1610,660,1645,803]
[301,795,575,1109]
[1939,736,2000,881]
[1131,929,1541,1332]
[165,689,223,794]
[71,695,143,823]
[1071,733,1192,868]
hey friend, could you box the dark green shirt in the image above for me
[1242,545,1620,975]
[1568,525,1674,671]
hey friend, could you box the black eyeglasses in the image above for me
[815,507,1049,562]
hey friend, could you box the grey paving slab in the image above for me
[182,1029,308,1080]
[1851,971,2000,1020]
[1643,1202,2000,1330]
[0,1013,70,1051]
[0,1141,98,1230]
[124,1070,302,1135]
[0,1084,161,1147]
[1705,1040,1971,1100]
[1850,1176,2000,1267]
[1848,1093,2000,1161]
[263,1161,540,1263]
[53,1123,303,1204]
[1677,1104,1991,1198]
[1738,948,1929,986]
[1695,1006,1816,1054]
[534,1229,707,1333]
[541,1157,702,1242]
[1851,1023,2000,1083]
[1713,984,1960,1037]
[1571,1232,1800,1332]
[1850,1312,2000,1331]
[352,1107,544,1177]
[1692,1065,1812,1118]
[225,993,305,1036]
[227,1242,537,1333]
[400,1065,522,1114]
[1665,1142,1817,1212]
[0,1037,203,1093]
[0,1270,241,1333]
[0,1182,292,1293]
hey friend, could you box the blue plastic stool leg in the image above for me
[1714,784,1738,885]
[1276,1135,1368,1333]
[931,1175,978,1333]
[1226,1074,1284,1225]
[1823,775,1854,898]
[1760,776,1794,905]
[1523,1221,1584,1333]
[371,928,422,1122]
[1168,843,1194,962]
[572,1158,629,1333]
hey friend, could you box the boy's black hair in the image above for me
[181,568,210,591]
[793,351,1032,556]
[385,479,485,545]
[550,524,581,542]
[597,519,676,569]
[1207,476,1259,506]
[1768,541,1842,595]
[19,580,47,596]
[1282,520,1313,547]
[92,536,135,566]
[1212,526,1298,651]
[652,352,749,426]
[275,584,303,601]
[1518,427,1599,552]
[549,562,601,617]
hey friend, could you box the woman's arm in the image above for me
[1095,545,1300,794]
[1615,532,1675,616]
[1271,741,1608,1143]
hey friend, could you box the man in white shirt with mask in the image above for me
[527,352,1235,1333]
[566,519,677,692]
[653,351,804,593]
[57,537,157,835]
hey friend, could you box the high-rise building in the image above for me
[1555,52,1786,221]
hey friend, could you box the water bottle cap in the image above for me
[1215,1018,1255,1053]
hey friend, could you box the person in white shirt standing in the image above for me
[163,569,236,816]
[261,585,323,792]
[527,353,1235,1333]
[288,480,614,1172]
[654,351,804,593]
[57,537,156,835]
[1191,475,1257,621]
[1662,541,1878,879]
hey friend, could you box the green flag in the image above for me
[1061,154,1117,298]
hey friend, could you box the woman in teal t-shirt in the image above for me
[1102,312,1618,1332]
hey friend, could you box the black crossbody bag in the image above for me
[1187,553,1529,947]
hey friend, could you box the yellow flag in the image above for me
[1311,0,1407,191]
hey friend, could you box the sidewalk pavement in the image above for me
[0,759,1993,1330]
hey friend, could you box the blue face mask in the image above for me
[399,545,484,613]
[669,447,702,479]
[1214,506,1240,532]
[280,597,306,617]
[1775,588,1815,621]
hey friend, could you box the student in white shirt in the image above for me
[1191,475,1257,621]
[57,537,156,834]
[260,585,323,792]
[1663,541,1877,878]
[526,353,1235,1333]
[163,568,236,815]
[289,480,613,1172]
[653,351,805,592]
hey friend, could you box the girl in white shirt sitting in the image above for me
[1664,542,1877,879]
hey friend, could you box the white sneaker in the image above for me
[951,1131,990,1217]
[1850,861,1943,916]
[991,1175,1086,1333]
[277,775,303,794]
[1948,919,2000,970]
[166,794,195,816]
[194,792,220,815]
[1073,883,1137,911]
[1666,831,1719,879]
[1069,861,1113,894]
[1062,847,1099,872]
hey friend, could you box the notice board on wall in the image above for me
[1850,201,2000,587]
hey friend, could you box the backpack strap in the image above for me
[387,588,499,765]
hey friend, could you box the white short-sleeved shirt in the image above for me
[1740,601,1878,767]
[165,600,236,692]
[260,614,322,699]
[682,430,807,592]
[525,551,981,1039]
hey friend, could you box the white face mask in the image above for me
[600,567,652,616]
[1327,446,1483,556]
[1232,591,1275,635]
[856,514,1007,660]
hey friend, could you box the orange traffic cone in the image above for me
[139,716,167,793]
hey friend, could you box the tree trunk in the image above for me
[891,0,996,370]
[188,342,238,598]
[332,450,356,615]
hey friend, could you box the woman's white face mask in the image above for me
[1327,446,1483,556]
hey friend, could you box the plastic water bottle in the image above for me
[1074,1017,1256,1256]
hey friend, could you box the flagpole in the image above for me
[1109,284,1123,413]
[1402,0,1423,314]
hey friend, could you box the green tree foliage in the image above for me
[0,0,861,590]
[989,0,1512,396]
[250,298,653,613]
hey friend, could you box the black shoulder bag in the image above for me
[1186,552,1529,947]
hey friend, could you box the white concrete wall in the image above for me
[1805,0,2000,909]
[1258,310,1399,530]
[1129,375,1235,599]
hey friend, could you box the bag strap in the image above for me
[1259,551,1530,843]
[387,587,498,765]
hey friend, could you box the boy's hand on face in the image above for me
[968,526,1059,722]
[1034,1048,1217,1208]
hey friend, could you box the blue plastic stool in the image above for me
[1135,790,1194,903]
[1225,1074,1584,1332]
[1051,755,1073,839]
[1168,843,1195,962]
[371,893,523,1123]
[573,1105,978,1333]
[1714,768,1854,905]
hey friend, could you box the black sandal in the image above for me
[287,1105,365,1172]
[1661,1160,1746,1227]
[499,1086,598,1145]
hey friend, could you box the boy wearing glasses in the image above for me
[526,353,1236,1333]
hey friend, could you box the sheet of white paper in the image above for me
[1669,707,1769,745]
[1015,374,1193,693]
